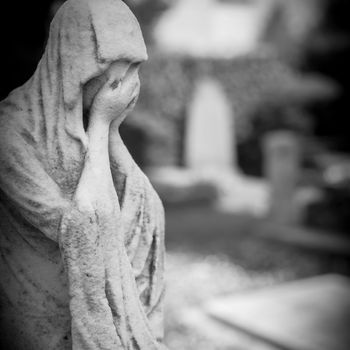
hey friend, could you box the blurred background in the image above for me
[1,0,350,349]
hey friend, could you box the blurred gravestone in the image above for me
[263,131,301,224]
[205,274,350,350]
[185,78,235,172]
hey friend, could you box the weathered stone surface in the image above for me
[0,0,166,349]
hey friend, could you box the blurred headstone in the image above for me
[205,274,350,350]
[185,77,235,171]
[263,131,301,224]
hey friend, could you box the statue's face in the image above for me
[83,60,141,113]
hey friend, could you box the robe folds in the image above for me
[0,0,166,349]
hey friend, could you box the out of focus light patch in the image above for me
[154,0,272,58]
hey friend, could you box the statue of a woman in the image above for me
[0,0,166,349]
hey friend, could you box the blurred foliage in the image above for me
[238,106,313,176]
[302,0,350,152]
[123,54,196,166]
[102,0,348,175]
[252,106,313,135]
[124,52,313,171]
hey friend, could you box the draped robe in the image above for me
[0,0,166,349]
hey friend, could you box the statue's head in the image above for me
[47,0,147,109]
[40,0,147,143]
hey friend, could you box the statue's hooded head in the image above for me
[50,0,147,104]
[22,0,147,150]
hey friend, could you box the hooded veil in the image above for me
[0,0,165,349]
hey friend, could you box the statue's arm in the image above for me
[60,76,165,349]
[61,117,165,349]
[58,116,125,349]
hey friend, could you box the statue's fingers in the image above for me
[120,67,139,98]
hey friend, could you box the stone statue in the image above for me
[0,0,166,349]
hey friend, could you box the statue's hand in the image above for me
[90,67,140,129]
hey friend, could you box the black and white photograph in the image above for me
[0,0,350,349]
